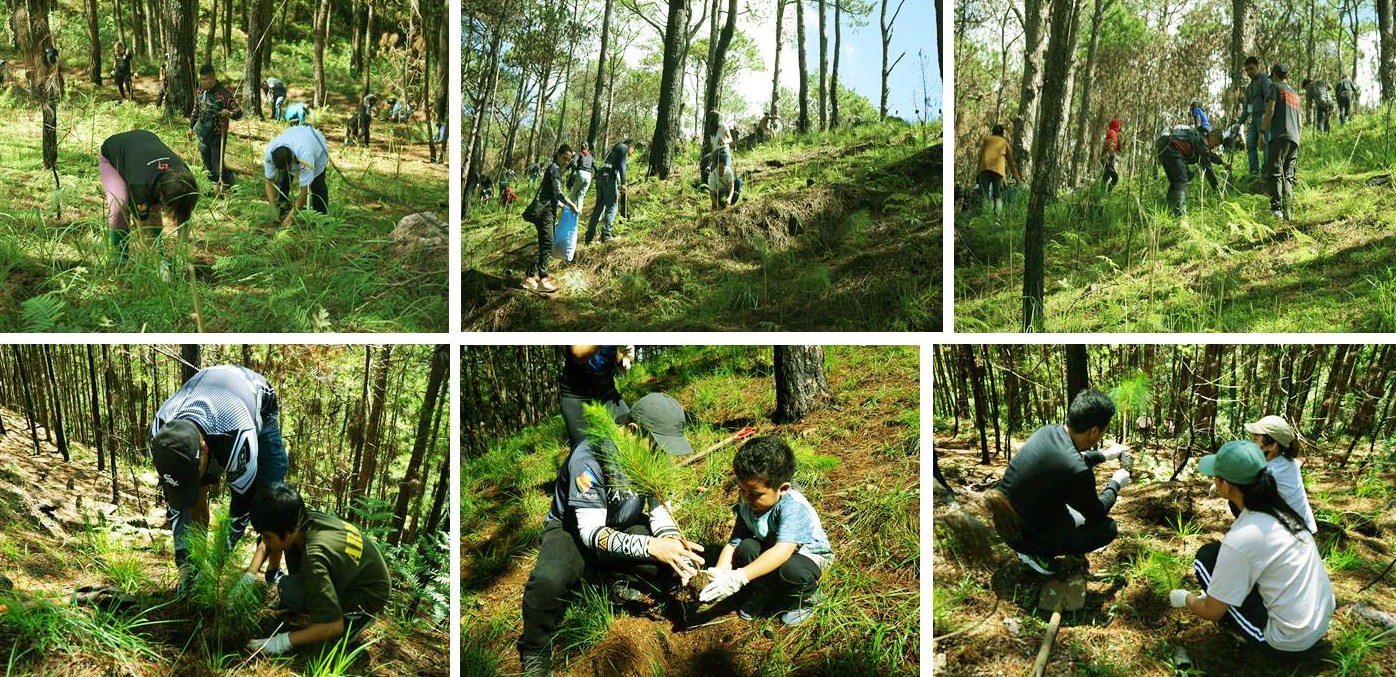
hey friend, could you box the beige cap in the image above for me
[1244,415,1295,446]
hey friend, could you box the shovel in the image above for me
[1030,572,1087,677]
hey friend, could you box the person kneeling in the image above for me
[1170,440,1334,656]
[245,483,391,657]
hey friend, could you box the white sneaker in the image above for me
[1017,551,1057,575]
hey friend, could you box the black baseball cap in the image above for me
[1272,63,1289,77]
[150,420,202,510]
[629,393,694,456]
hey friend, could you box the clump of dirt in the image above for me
[674,570,714,606]
[1132,491,1197,530]
[1118,583,1170,623]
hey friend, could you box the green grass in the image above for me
[957,108,1396,332]
[1325,622,1396,676]
[0,27,446,332]
[464,120,941,331]
[554,583,615,666]
[1128,548,1186,594]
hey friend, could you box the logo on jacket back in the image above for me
[162,473,181,488]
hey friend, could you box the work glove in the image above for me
[239,572,259,589]
[1100,444,1129,462]
[698,568,749,603]
[247,632,293,657]
[617,345,635,371]
[1170,589,1204,608]
[1110,468,1131,489]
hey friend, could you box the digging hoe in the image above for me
[1030,573,1086,677]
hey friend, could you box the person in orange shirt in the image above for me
[1102,119,1122,192]
[977,124,1020,224]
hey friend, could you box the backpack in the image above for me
[1319,86,1335,108]
[1336,79,1352,95]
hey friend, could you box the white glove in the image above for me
[239,572,258,588]
[698,568,749,603]
[618,345,635,370]
[1170,589,1202,609]
[1111,468,1131,488]
[1101,444,1128,461]
[247,632,292,656]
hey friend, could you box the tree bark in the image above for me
[389,345,447,546]
[1070,0,1106,186]
[313,0,330,107]
[587,0,614,149]
[1022,0,1082,331]
[830,0,841,129]
[796,0,810,132]
[1065,344,1089,404]
[13,346,41,454]
[817,0,828,131]
[1012,0,1046,180]
[166,0,197,117]
[357,345,393,498]
[85,0,103,85]
[880,0,905,120]
[774,346,833,423]
[648,0,691,179]
[1379,0,1395,102]
[770,0,785,116]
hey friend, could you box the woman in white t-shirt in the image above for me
[1170,440,1334,654]
[1243,415,1318,533]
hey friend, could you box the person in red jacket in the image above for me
[1102,119,1122,192]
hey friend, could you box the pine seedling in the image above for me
[182,508,264,644]
[581,402,693,506]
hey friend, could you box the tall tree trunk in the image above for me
[1070,0,1106,186]
[962,346,991,464]
[553,0,581,150]
[1230,0,1254,114]
[85,0,103,85]
[880,0,906,120]
[241,0,265,116]
[463,19,503,218]
[1022,0,1082,331]
[87,346,105,475]
[701,0,739,175]
[389,345,447,546]
[1065,344,1089,403]
[13,346,41,454]
[587,0,614,149]
[221,0,231,57]
[770,0,785,116]
[180,344,200,383]
[648,0,691,179]
[361,0,375,97]
[203,0,216,67]
[774,346,833,422]
[356,346,393,498]
[830,0,841,129]
[313,0,330,107]
[817,0,828,131]
[796,0,810,132]
[1013,0,1046,180]
[42,346,68,461]
[1379,0,1395,102]
[103,346,119,503]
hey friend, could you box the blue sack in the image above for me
[552,206,579,261]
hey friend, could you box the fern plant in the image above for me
[182,508,264,646]
[20,293,64,332]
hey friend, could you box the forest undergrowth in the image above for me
[933,432,1396,676]
[462,121,940,332]
[0,27,448,333]
[462,346,921,676]
[956,109,1396,332]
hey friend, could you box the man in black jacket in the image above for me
[991,389,1133,575]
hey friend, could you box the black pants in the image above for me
[1337,96,1351,124]
[1013,510,1119,558]
[276,574,380,642]
[196,132,232,184]
[560,395,629,450]
[1263,138,1299,214]
[1159,149,1190,216]
[115,72,132,99]
[1102,158,1119,192]
[275,169,330,217]
[1315,106,1331,133]
[519,521,722,653]
[531,208,553,279]
[731,538,823,613]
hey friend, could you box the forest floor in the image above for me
[932,431,1396,676]
[0,407,449,676]
[462,121,940,331]
[0,39,448,332]
[462,346,921,676]
[956,109,1396,332]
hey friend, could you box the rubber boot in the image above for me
[108,228,130,266]
[519,646,554,677]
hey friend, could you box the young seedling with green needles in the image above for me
[181,507,265,648]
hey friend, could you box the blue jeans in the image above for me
[586,168,619,243]
[272,96,286,122]
[1245,119,1271,175]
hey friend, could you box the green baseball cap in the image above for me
[1198,440,1267,485]
[629,393,694,456]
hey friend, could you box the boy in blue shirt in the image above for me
[699,436,834,626]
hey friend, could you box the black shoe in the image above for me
[519,648,554,677]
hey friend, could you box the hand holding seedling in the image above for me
[698,568,749,603]
[1100,443,1129,462]
[649,536,704,579]
[1119,450,1135,473]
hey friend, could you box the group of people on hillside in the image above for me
[976,56,1362,224]
[512,109,753,295]
[515,346,834,677]
[985,389,1333,660]
[518,138,636,294]
[98,65,340,273]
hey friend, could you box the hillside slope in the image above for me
[956,111,1396,332]
[463,122,941,331]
